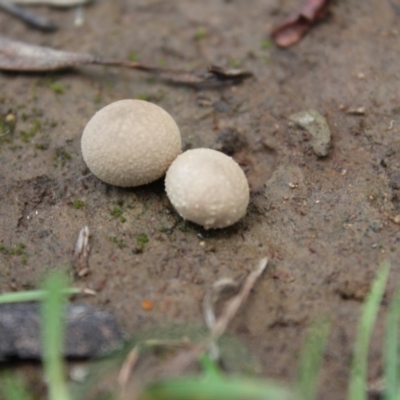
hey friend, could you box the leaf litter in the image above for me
[0,36,253,88]
[271,0,331,47]
[7,0,93,7]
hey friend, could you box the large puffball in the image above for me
[81,99,181,187]
[165,148,249,229]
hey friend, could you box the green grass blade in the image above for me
[41,272,71,400]
[296,319,331,400]
[0,288,89,304]
[0,374,31,400]
[348,262,390,400]
[199,353,221,379]
[145,375,292,400]
[384,283,400,400]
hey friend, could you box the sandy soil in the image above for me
[1,0,400,398]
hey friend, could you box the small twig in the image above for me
[116,257,268,400]
[203,277,238,360]
[118,338,193,396]
[210,257,268,340]
[0,0,57,31]
[144,258,268,378]
[118,346,141,388]
[203,278,239,330]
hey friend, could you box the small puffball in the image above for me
[165,148,249,229]
[81,99,181,187]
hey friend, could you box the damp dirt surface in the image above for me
[1,0,400,398]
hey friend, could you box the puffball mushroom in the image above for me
[81,99,181,187]
[165,148,249,229]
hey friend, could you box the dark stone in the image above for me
[0,303,124,361]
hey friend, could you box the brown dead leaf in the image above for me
[0,36,252,88]
[271,0,331,47]
[9,0,92,7]
[0,36,94,70]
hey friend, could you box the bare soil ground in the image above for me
[1,0,400,398]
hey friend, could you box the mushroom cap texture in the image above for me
[81,99,181,187]
[165,148,250,229]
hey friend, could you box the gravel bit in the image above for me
[289,109,332,157]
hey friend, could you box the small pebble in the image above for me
[393,215,400,225]
[289,109,331,157]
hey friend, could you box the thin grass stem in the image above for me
[40,273,71,400]
[0,374,31,400]
[0,287,94,304]
[296,319,331,400]
[145,375,292,400]
[384,283,400,400]
[348,262,390,400]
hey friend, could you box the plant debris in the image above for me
[345,106,367,116]
[0,36,253,88]
[8,0,93,7]
[119,257,268,400]
[0,0,57,31]
[271,0,331,47]
[73,225,90,278]
[203,277,239,360]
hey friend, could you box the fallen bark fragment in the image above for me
[0,36,252,88]
[0,0,57,31]
[289,109,332,157]
[271,0,331,47]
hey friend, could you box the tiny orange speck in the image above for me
[141,299,153,311]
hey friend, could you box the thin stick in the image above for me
[0,0,57,31]
[144,258,268,378]
[210,258,268,340]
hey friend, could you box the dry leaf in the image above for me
[271,0,331,47]
[0,36,95,70]
[9,0,93,7]
[0,36,252,87]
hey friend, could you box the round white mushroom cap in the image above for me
[165,148,250,229]
[81,99,181,187]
